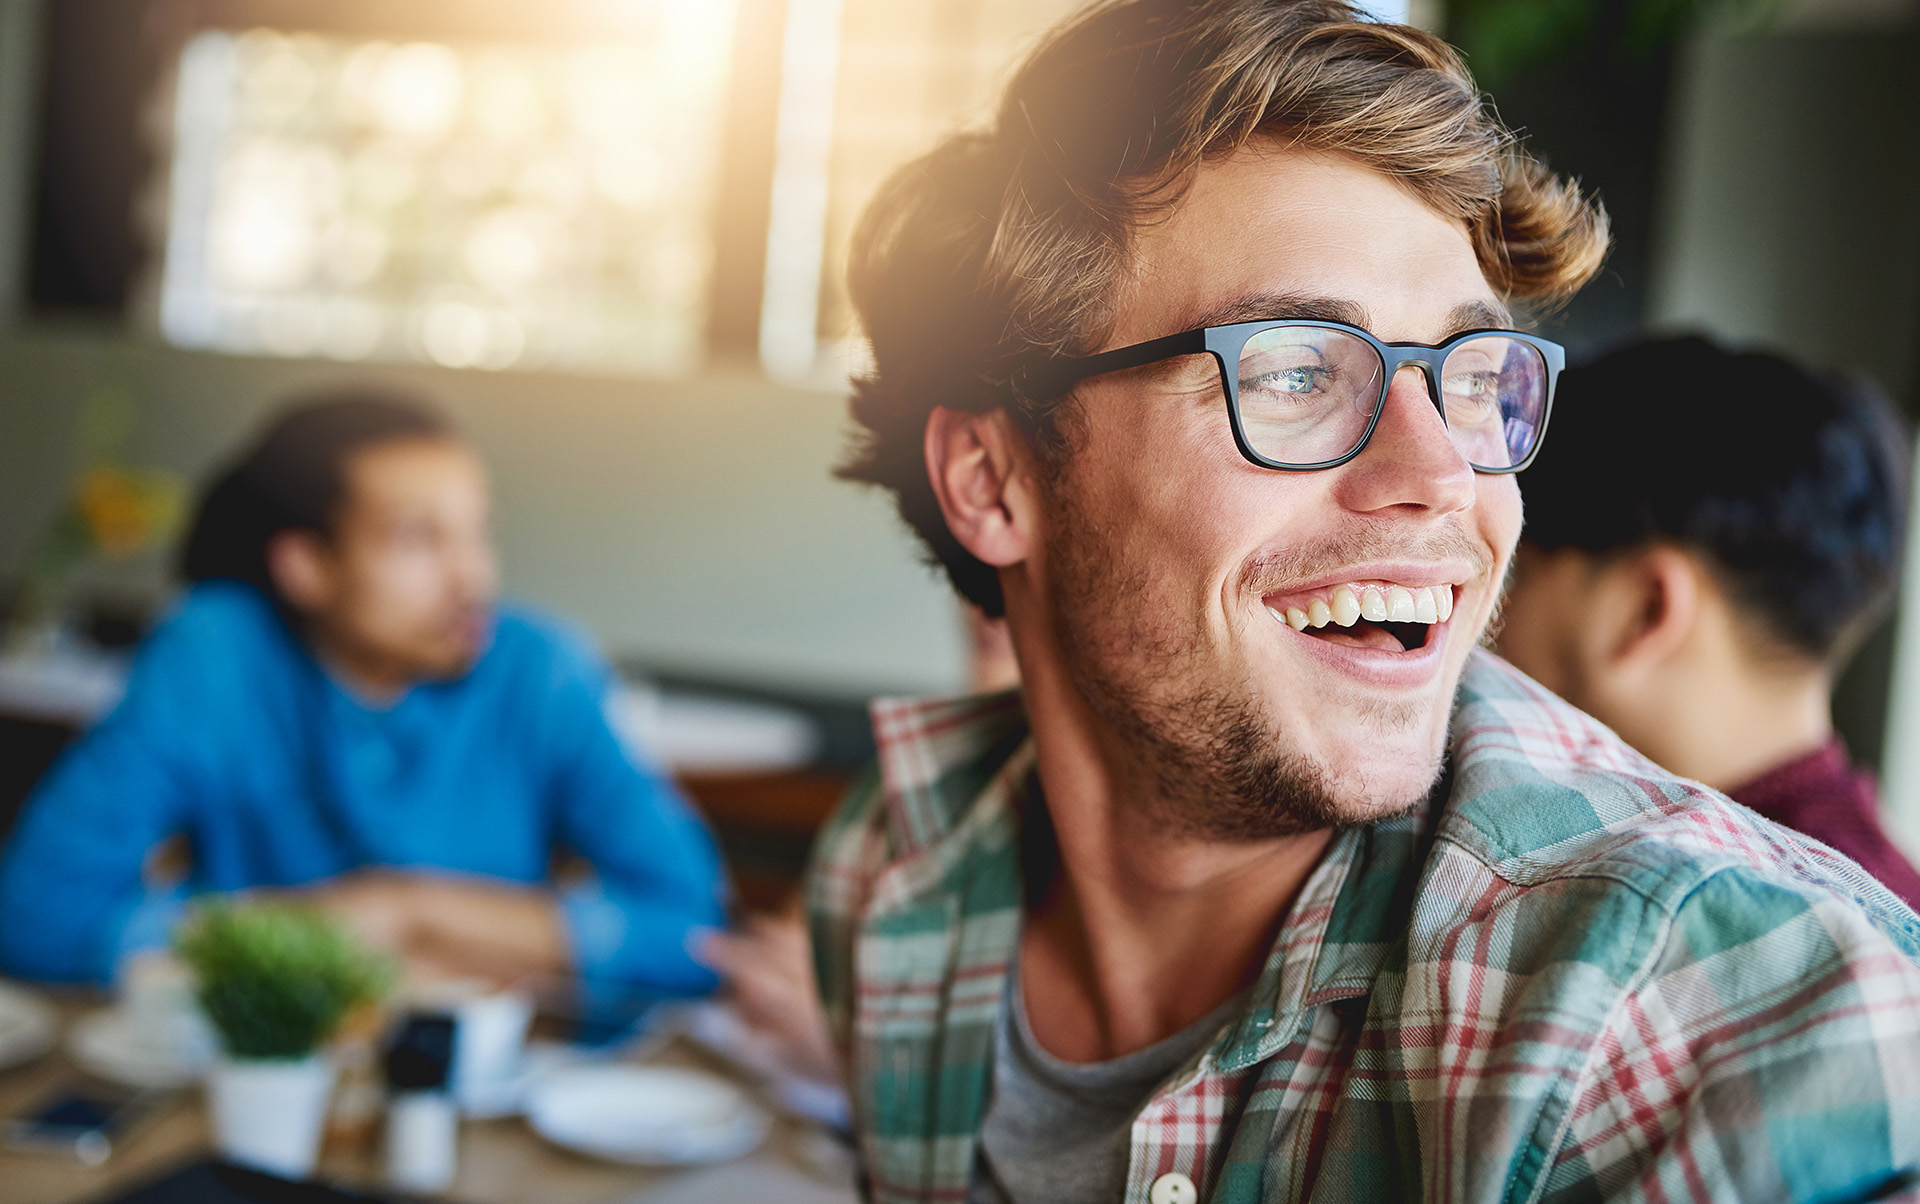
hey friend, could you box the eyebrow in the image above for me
[1172,293,1517,341]
[1439,299,1516,336]
[1180,293,1368,331]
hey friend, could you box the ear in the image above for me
[1611,544,1704,668]
[924,407,1036,570]
[265,529,334,614]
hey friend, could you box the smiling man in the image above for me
[804,2,1920,1202]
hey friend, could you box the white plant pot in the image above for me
[207,1054,335,1179]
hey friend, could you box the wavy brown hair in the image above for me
[838,0,1610,616]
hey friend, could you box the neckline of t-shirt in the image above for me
[1004,956,1250,1090]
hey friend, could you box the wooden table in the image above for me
[0,993,859,1204]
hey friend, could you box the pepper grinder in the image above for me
[384,1012,459,1193]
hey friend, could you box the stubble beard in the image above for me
[1043,487,1484,844]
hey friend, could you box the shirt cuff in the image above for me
[557,878,721,1036]
[558,877,632,982]
[557,877,720,988]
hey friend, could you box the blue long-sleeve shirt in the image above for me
[0,582,726,993]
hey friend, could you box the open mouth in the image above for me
[1265,583,1452,654]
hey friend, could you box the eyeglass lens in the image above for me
[1233,327,1548,469]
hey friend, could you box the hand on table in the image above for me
[698,910,840,1086]
[298,870,569,993]
[301,870,419,952]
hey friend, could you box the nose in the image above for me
[1329,364,1476,517]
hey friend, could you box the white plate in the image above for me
[525,1065,770,1166]
[656,1001,850,1131]
[0,983,57,1072]
[68,1007,214,1089]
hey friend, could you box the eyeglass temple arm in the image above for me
[1016,328,1210,400]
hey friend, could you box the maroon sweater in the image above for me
[1729,738,1920,911]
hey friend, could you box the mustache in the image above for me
[1240,522,1495,596]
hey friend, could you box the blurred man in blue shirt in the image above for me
[0,395,726,997]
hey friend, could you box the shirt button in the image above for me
[1150,1173,1197,1204]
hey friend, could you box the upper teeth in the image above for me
[1269,583,1454,632]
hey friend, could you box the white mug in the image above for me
[448,990,534,1116]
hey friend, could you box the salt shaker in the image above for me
[384,1012,459,1193]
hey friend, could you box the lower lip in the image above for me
[1272,614,1452,688]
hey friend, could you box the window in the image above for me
[155,10,736,375]
[769,0,1085,381]
[143,0,1144,381]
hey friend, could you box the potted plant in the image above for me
[5,381,183,650]
[174,902,392,1179]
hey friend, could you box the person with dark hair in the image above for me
[695,2,1920,1200]
[1498,335,1920,907]
[0,393,727,999]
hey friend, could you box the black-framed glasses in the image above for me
[1019,319,1565,474]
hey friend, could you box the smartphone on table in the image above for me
[4,1077,172,1165]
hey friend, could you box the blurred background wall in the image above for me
[0,338,962,697]
[0,0,1917,817]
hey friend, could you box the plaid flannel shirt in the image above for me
[808,651,1920,1204]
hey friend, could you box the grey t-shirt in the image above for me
[971,965,1246,1204]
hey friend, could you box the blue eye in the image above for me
[1443,370,1496,397]
[1443,371,1505,421]
[1249,365,1331,394]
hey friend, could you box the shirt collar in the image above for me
[1727,737,1866,817]
[868,686,1033,861]
[1212,781,1439,1070]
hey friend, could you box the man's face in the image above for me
[299,438,498,684]
[1031,144,1522,836]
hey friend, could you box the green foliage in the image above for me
[1445,0,1786,89]
[175,902,394,1060]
